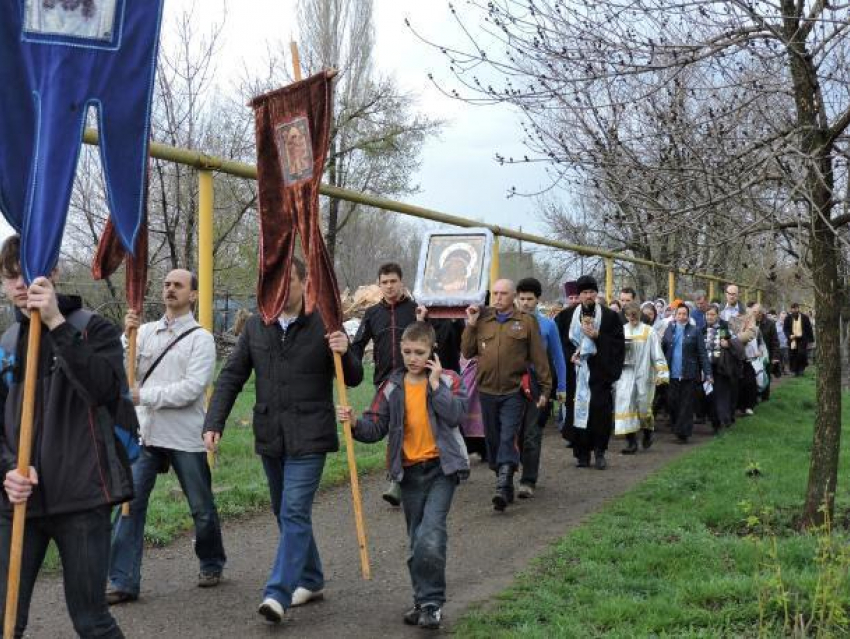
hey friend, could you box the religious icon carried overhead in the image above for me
[414,229,494,316]
[275,116,314,186]
[24,0,119,43]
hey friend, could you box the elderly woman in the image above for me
[662,304,713,443]
[614,302,669,453]
[701,306,742,432]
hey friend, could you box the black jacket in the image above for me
[554,303,625,392]
[204,311,363,458]
[351,297,417,386]
[0,296,133,517]
[757,316,780,362]
[662,322,712,381]
[783,312,814,351]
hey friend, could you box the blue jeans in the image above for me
[479,391,527,471]
[400,460,457,607]
[0,506,123,638]
[261,454,325,607]
[109,447,226,595]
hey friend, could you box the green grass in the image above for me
[141,362,384,545]
[455,374,850,638]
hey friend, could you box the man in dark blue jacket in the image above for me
[662,304,713,443]
[203,258,363,626]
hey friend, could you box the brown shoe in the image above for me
[198,571,222,588]
[106,587,137,605]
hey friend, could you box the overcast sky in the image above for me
[169,0,552,234]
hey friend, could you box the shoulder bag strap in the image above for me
[141,325,203,386]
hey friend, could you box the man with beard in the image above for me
[783,303,814,376]
[557,276,625,469]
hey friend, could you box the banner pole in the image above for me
[290,41,370,579]
[4,311,41,639]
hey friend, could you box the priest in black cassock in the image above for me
[555,276,625,469]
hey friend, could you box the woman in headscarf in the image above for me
[701,305,742,432]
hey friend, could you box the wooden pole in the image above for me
[290,41,370,579]
[120,326,138,518]
[198,170,215,469]
[4,312,41,639]
[334,354,371,579]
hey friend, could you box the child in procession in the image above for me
[337,322,469,630]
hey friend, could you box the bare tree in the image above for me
[414,0,850,526]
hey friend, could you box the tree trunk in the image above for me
[801,185,843,527]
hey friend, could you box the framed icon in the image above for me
[274,116,314,186]
[413,228,494,315]
[24,0,122,47]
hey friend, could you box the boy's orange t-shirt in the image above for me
[402,377,439,466]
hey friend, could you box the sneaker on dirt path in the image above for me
[418,604,442,629]
[197,571,221,588]
[258,597,285,623]
[291,586,324,607]
[517,483,535,499]
[403,604,421,626]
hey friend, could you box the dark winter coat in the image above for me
[353,368,469,481]
[351,297,418,387]
[204,311,363,458]
[0,297,133,517]
[662,322,712,381]
[757,316,780,363]
[554,303,625,390]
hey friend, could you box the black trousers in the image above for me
[668,379,698,439]
[737,363,757,411]
[789,348,808,375]
[0,507,124,639]
[519,400,550,486]
[568,383,615,460]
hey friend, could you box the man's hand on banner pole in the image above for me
[326,331,349,355]
[3,467,38,505]
[27,277,63,330]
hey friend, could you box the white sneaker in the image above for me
[291,586,324,607]
[258,597,285,623]
[744,408,754,416]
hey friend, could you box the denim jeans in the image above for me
[109,447,226,595]
[261,453,326,607]
[400,459,457,607]
[0,506,124,638]
[479,391,526,471]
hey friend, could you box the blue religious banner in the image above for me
[0,0,165,281]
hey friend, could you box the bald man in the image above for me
[108,269,226,603]
[461,279,551,511]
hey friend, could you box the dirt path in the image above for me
[24,421,716,638]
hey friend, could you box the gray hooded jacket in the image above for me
[352,368,470,481]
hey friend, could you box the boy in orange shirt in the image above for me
[338,322,469,630]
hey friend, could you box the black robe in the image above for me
[555,303,625,453]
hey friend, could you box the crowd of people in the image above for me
[0,237,816,636]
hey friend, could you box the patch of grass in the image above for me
[455,373,850,638]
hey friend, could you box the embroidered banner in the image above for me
[0,0,164,281]
[250,70,343,331]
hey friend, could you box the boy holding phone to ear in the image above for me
[337,322,469,630]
